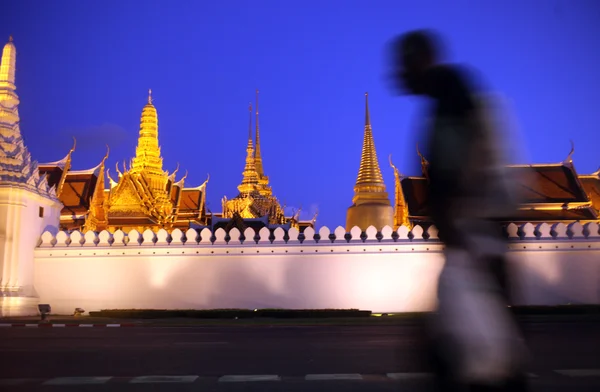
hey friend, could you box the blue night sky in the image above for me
[5,0,600,228]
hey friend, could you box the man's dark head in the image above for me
[389,29,443,95]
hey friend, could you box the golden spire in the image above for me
[84,146,110,232]
[237,102,259,194]
[254,89,265,177]
[130,89,164,176]
[389,154,411,229]
[0,35,17,89]
[346,92,392,231]
[354,92,386,194]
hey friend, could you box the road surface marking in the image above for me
[44,377,112,385]
[52,324,65,327]
[367,340,399,344]
[219,375,281,382]
[173,341,229,346]
[305,374,363,380]
[130,375,198,383]
[555,369,600,377]
[25,324,38,327]
[0,324,11,327]
[387,373,433,380]
[107,324,121,327]
[79,324,94,327]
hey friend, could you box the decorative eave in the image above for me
[579,167,600,179]
[39,137,76,170]
[518,201,594,211]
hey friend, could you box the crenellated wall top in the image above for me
[37,222,600,248]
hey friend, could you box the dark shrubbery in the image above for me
[88,308,371,319]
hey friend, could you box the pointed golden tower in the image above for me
[253,89,273,197]
[131,89,164,177]
[345,93,393,231]
[237,102,260,194]
[221,101,286,224]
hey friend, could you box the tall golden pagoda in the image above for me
[221,101,286,225]
[219,92,315,232]
[345,93,393,231]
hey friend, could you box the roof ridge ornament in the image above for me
[148,88,152,104]
[563,140,575,165]
[389,154,404,177]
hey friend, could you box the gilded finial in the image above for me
[389,154,401,175]
[115,162,123,178]
[248,102,253,142]
[254,89,266,178]
[564,140,575,164]
[178,169,188,183]
[101,144,110,163]
[8,35,13,43]
[416,143,427,161]
[69,137,77,154]
[365,92,371,126]
[148,88,152,104]
[256,89,259,114]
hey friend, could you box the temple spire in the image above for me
[254,89,265,177]
[365,91,371,126]
[0,35,17,89]
[130,90,164,176]
[346,92,392,231]
[354,92,385,193]
[247,102,253,149]
[238,103,259,194]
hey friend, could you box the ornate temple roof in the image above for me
[398,157,599,223]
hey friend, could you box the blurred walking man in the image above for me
[388,30,529,391]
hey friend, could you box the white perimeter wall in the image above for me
[33,223,600,314]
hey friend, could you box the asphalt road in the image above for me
[0,318,598,391]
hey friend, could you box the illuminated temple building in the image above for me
[3,35,600,236]
[389,145,600,230]
[39,90,209,232]
[37,87,314,233]
[214,91,316,233]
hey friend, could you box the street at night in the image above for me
[0,317,598,391]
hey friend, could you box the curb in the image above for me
[0,323,135,328]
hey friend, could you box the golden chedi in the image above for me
[346,93,393,231]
